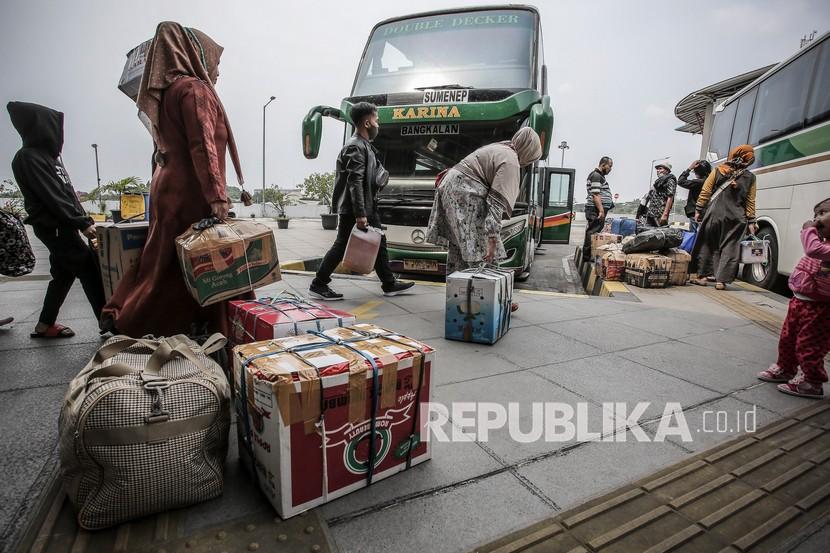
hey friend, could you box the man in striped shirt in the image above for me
[582,156,614,260]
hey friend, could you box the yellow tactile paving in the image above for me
[474,402,830,553]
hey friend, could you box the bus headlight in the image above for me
[500,220,526,243]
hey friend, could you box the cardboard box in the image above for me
[96,222,149,300]
[233,323,434,518]
[597,249,627,281]
[661,248,692,286]
[228,296,356,344]
[591,233,622,260]
[176,219,281,306]
[624,253,672,289]
[445,266,513,344]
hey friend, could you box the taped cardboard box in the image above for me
[597,248,627,281]
[96,222,149,300]
[624,253,672,289]
[233,323,434,518]
[176,219,281,306]
[661,248,692,286]
[228,295,356,344]
[591,233,622,260]
[445,266,513,344]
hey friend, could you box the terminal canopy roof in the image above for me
[674,65,775,134]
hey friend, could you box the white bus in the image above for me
[700,31,830,289]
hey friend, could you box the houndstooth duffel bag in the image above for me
[59,333,231,529]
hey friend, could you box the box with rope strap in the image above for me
[176,217,282,306]
[232,323,435,518]
[228,292,356,345]
[445,264,514,344]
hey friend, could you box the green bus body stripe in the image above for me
[716,122,830,169]
[340,90,542,124]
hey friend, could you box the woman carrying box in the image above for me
[101,22,246,337]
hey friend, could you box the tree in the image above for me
[264,184,294,218]
[107,176,148,195]
[299,172,335,213]
[226,186,242,201]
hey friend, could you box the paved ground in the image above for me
[1,219,826,553]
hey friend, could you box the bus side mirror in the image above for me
[302,105,345,159]
[302,111,323,159]
[530,95,554,160]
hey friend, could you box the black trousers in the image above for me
[582,207,606,260]
[32,225,105,326]
[313,213,395,288]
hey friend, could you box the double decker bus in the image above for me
[302,5,575,279]
[679,31,830,289]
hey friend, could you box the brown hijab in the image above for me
[137,21,243,185]
[718,144,755,188]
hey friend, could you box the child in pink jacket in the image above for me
[758,197,830,398]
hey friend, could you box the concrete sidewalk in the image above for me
[0,223,823,553]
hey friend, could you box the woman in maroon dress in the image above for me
[101,22,246,337]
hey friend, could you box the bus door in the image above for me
[540,167,575,244]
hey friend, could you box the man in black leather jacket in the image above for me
[309,102,413,300]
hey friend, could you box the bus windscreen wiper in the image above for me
[414,84,473,90]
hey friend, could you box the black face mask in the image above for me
[367,123,379,141]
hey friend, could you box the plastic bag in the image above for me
[622,227,683,254]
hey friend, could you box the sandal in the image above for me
[691,277,708,286]
[31,323,75,339]
[511,302,519,313]
[715,282,726,290]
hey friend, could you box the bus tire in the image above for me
[742,225,778,290]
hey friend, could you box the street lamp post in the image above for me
[262,96,276,217]
[91,143,101,189]
[557,140,569,168]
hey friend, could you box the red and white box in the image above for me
[228,296,356,344]
[232,323,434,518]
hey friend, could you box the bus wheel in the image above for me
[742,225,778,290]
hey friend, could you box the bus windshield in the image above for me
[353,9,535,96]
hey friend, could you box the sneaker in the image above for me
[758,364,797,383]
[308,284,344,301]
[777,375,824,399]
[382,280,415,297]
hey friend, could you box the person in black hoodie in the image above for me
[677,160,711,232]
[7,101,105,338]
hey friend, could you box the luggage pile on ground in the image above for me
[96,221,149,300]
[445,265,514,344]
[624,253,673,288]
[59,333,231,529]
[590,232,623,260]
[232,323,434,517]
[587,225,696,288]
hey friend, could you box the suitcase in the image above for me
[59,333,231,529]
[445,266,513,344]
[618,218,637,237]
[342,225,382,274]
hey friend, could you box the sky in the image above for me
[1,0,828,203]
